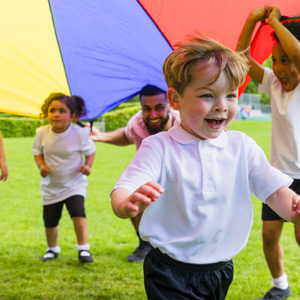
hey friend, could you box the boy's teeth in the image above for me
[208,119,222,125]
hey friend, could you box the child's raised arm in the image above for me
[266,186,300,225]
[111,182,164,219]
[0,134,8,181]
[236,6,269,83]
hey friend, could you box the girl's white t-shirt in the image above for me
[32,124,95,205]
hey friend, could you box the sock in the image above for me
[47,245,61,254]
[273,273,289,290]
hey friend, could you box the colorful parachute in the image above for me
[0,0,299,119]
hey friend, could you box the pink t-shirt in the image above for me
[124,110,180,150]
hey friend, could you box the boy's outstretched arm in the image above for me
[111,182,164,219]
[266,186,300,226]
[267,7,300,75]
[236,6,269,83]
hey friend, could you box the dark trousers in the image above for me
[262,178,300,221]
[144,248,233,300]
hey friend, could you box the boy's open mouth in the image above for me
[206,118,225,129]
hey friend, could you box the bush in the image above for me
[101,106,140,132]
[0,118,47,137]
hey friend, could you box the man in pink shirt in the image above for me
[90,85,179,262]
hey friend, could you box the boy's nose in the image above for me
[214,99,228,111]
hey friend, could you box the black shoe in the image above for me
[78,250,94,263]
[127,242,152,263]
[259,286,291,300]
[42,250,59,262]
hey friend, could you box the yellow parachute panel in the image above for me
[0,0,69,117]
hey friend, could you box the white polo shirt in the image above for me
[259,67,300,178]
[112,121,292,264]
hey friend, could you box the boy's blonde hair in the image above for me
[163,36,249,95]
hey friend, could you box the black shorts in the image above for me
[43,195,86,228]
[262,179,300,221]
[144,248,233,300]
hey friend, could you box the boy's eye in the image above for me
[200,94,213,98]
[227,94,237,99]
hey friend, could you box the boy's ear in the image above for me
[167,87,181,110]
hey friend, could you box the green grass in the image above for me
[0,120,299,299]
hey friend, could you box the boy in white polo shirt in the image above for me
[110,37,300,300]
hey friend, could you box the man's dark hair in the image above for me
[140,85,166,98]
[271,21,300,42]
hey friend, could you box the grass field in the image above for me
[0,120,299,300]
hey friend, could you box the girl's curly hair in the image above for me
[40,92,87,121]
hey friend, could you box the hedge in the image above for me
[101,106,140,132]
[0,105,141,137]
[0,118,47,137]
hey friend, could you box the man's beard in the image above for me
[144,113,170,135]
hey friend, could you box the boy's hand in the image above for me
[291,194,300,225]
[124,182,164,217]
[79,164,91,176]
[40,164,50,177]
[0,164,8,181]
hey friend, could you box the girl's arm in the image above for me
[79,152,95,176]
[111,182,164,219]
[266,186,300,225]
[0,134,8,181]
[34,155,50,177]
[236,6,269,84]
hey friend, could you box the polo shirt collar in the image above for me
[169,121,228,148]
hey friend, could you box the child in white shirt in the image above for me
[111,37,300,299]
[237,5,300,299]
[32,93,95,263]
